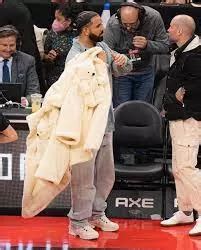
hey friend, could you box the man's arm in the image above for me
[0,125,18,143]
[99,41,132,75]
[171,54,201,107]
[25,57,40,102]
[0,114,18,143]
[111,52,133,75]
[145,14,169,54]
[104,18,143,74]
[182,55,201,96]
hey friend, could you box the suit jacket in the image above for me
[11,51,40,99]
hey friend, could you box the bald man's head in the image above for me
[120,6,140,32]
[168,15,196,45]
[172,15,195,36]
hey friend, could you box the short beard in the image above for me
[89,33,103,43]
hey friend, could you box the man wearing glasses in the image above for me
[104,1,169,107]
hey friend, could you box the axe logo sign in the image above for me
[115,198,154,208]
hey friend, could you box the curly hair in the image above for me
[56,1,86,24]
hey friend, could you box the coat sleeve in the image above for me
[111,53,133,75]
[182,54,201,96]
[44,30,53,54]
[102,42,133,75]
[145,13,169,54]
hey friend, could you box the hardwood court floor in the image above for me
[0,216,201,249]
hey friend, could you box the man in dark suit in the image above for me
[0,25,40,105]
[0,0,45,95]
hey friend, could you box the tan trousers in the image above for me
[170,118,201,213]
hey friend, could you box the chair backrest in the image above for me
[114,101,163,148]
[153,75,167,111]
[152,54,169,86]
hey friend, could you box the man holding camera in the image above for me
[104,1,169,107]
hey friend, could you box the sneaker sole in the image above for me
[100,227,119,232]
[91,225,119,232]
[161,222,194,227]
[189,232,201,236]
[69,230,99,240]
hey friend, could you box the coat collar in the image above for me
[183,35,201,52]
[170,35,201,66]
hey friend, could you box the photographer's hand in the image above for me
[133,36,147,49]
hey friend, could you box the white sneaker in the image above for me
[161,211,194,227]
[189,218,201,236]
[69,224,99,240]
[90,215,119,232]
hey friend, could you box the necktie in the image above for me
[2,59,10,83]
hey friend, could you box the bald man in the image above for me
[161,15,201,236]
[104,1,169,107]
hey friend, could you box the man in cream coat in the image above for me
[66,11,132,240]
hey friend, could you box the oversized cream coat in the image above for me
[22,47,112,218]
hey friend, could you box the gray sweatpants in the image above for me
[68,132,115,227]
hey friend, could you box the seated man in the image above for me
[0,25,40,105]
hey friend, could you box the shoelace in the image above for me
[100,216,110,223]
[81,224,94,232]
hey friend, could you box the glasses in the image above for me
[121,20,139,29]
[122,23,136,28]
